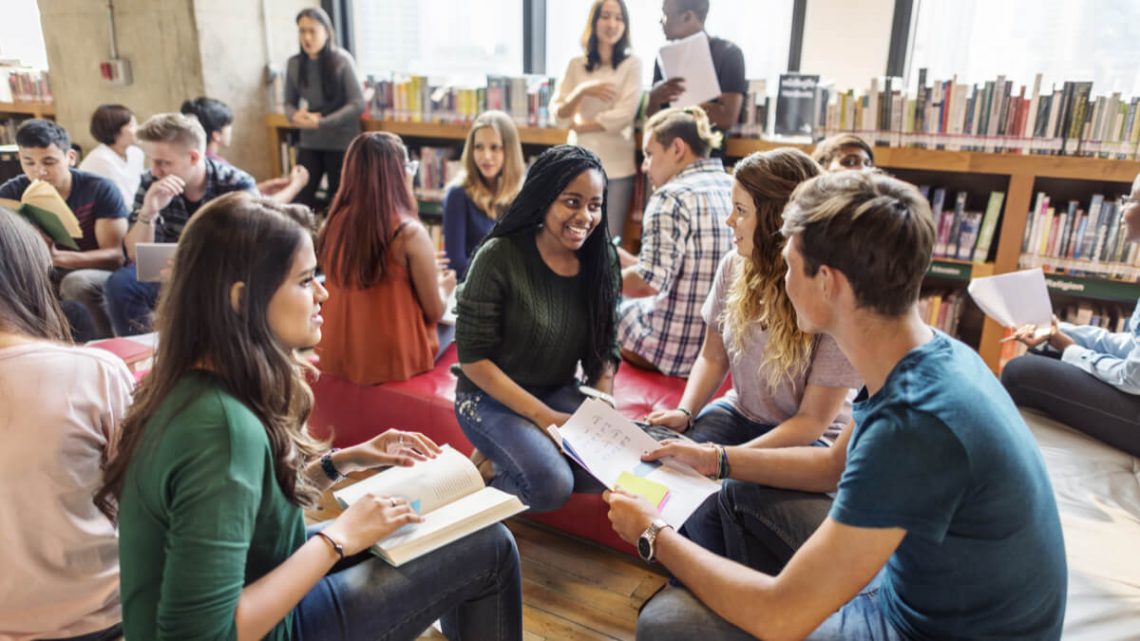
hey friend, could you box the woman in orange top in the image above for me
[316,132,456,384]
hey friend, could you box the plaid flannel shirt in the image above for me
[618,158,733,376]
[128,157,257,244]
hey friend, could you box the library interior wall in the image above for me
[36,0,314,182]
[800,0,895,92]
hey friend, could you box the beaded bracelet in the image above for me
[676,407,694,432]
[715,445,731,480]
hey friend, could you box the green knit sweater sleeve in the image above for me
[455,237,512,364]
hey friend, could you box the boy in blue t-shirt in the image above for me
[0,119,128,338]
[605,171,1067,640]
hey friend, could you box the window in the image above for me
[907,0,1140,97]
[0,0,48,70]
[351,0,524,79]
[544,0,795,87]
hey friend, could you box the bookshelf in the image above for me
[0,101,55,119]
[264,113,1140,373]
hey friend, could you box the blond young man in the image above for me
[606,171,1067,640]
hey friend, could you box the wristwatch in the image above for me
[637,518,673,563]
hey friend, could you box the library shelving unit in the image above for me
[264,112,1140,372]
[0,101,55,120]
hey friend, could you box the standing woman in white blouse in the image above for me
[550,0,642,240]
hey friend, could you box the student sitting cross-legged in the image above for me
[316,132,457,385]
[0,208,134,641]
[455,145,619,513]
[97,192,522,641]
[104,112,257,336]
[645,149,861,448]
[442,110,525,281]
[606,171,1067,641]
[0,119,129,339]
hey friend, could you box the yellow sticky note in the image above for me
[615,471,671,510]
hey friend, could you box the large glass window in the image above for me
[0,0,49,70]
[907,0,1140,96]
[351,0,524,79]
[545,0,794,87]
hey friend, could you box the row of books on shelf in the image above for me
[361,74,558,128]
[1018,192,1140,281]
[813,71,1140,159]
[916,186,1005,263]
[413,146,461,203]
[0,115,34,146]
[918,289,965,337]
[0,67,52,104]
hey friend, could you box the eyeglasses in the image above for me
[405,160,420,177]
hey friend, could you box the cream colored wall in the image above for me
[800,0,896,92]
[37,0,314,182]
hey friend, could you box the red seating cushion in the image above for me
[310,345,726,553]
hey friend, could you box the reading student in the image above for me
[1002,171,1140,457]
[645,149,860,447]
[607,171,1066,641]
[99,192,522,641]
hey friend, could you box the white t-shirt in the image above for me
[0,342,134,641]
[78,143,146,205]
[550,54,644,178]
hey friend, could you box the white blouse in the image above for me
[78,143,146,205]
[550,53,644,179]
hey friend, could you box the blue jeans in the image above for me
[455,384,606,512]
[686,399,777,445]
[104,264,160,336]
[295,522,522,641]
[637,573,906,640]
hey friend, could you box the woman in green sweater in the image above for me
[98,192,522,641]
[455,145,621,513]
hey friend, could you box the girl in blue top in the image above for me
[1003,172,1140,457]
[442,111,525,280]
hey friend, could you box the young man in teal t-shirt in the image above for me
[605,171,1067,640]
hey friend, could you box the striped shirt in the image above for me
[619,158,733,376]
[128,157,257,244]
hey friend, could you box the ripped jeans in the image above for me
[454,384,605,512]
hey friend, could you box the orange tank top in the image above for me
[316,220,439,385]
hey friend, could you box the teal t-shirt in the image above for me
[832,332,1066,640]
[118,371,306,641]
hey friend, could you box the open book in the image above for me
[549,398,720,528]
[0,180,82,250]
[333,445,526,566]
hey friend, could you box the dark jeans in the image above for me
[61,300,98,343]
[1002,352,1140,457]
[296,148,346,210]
[104,264,160,336]
[687,398,777,445]
[295,522,522,641]
[454,384,605,512]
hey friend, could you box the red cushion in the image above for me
[310,346,728,554]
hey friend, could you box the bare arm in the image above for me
[647,327,729,430]
[51,218,128,270]
[745,384,850,449]
[699,92,745,131]
[403,223,452,322]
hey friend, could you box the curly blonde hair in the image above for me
[724,149,821,390]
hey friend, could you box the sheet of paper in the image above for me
[655,31,721,108]
[554,398,719,528]
[967,268,1053,329]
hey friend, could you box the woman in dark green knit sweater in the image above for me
[98,192,522,641]
[455,145,621,512]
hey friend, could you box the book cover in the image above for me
[774,74,821,137]
[972,191,1005,263]
[0,180,83,250]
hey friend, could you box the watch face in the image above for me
[638,534,652,561]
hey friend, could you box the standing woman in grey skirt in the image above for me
[285,7,364,210]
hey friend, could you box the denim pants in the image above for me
[686,398,777,445]
[455,384,606,513]
[104,264,160,336]
[637,573,906,641]
[295,522,522,641]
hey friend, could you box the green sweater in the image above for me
[118,371,306,641]
[455,233,619,393]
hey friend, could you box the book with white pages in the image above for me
[967,268,1054,338]
[547,398,720,528]
[333,445,526,566]
[655,31,721,108]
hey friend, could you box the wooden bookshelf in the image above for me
[266,114,1140,373]
[0,101,55,119]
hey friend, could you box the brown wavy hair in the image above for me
[97,192,324,520]
[457,111,525,220]
[725,149,821,390]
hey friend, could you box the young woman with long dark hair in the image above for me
[455,145,620,512]
[284,7,364,209]
[317,131,456,385]
[99,192,521,641]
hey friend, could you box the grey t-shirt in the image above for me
[703,253,861,439]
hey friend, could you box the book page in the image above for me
[554,399,720,528]
[334,445,484,516]
[967,268,1053,329]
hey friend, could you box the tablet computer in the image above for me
[135,242,178,282]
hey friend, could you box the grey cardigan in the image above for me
[284,48,365,151]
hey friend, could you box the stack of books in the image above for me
[1018,192,1140,282]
